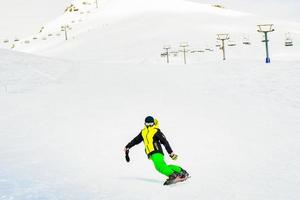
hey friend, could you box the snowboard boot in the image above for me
[179,169,189,179]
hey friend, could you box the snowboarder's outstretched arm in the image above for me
[156,130,173,154]
[156,130,178,160]
[125,132,143,150]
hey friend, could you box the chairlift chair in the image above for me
[285,39,293,46]
[261,35,268,43]
[194,50,205,53]
[170,51,178,57]
[242,37,251,45]
[205,47,213,51]
[285,33,293,46]
[228,40,237,46]
[160,52,167,57]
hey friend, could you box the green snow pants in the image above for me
[150,153,182,177]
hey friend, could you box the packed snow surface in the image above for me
[0,0,300,199]
[1,49,300,199]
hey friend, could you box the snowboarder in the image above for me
[124,116,189,185]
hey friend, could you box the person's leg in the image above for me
[168,165,182,173]
[150,153,178,177]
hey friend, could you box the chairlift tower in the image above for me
[163,45,171,63]
[95,0,99,8]
[217,34,230,60]
[61,25,71,40]
[257,24,274,63]
[180,42,189,64]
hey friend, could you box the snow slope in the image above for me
[0,49,73,93]
[0,0,71,38]
[188,0,300,22]
[1,49,300,199]
[8,0,300,63]
[1,0,300,199]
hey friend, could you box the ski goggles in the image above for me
[145,122,154,126]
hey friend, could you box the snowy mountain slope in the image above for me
[0,0,300,199]
[188,0,300,22]
[36,12,300,63]
[9,0,300,63]
[0,0,71,38]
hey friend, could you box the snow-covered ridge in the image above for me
[2,0,252,56]
[1,0,300,61]
[3,0,297,63]
[97,0,249,16]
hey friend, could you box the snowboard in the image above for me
[163,175,190,185]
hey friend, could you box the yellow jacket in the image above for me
[126,119,173,157]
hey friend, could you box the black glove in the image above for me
[125,148,130,162]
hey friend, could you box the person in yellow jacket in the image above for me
[124,116,189,185]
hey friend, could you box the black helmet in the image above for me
[145,116,154,123]
[145,116,155,126]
